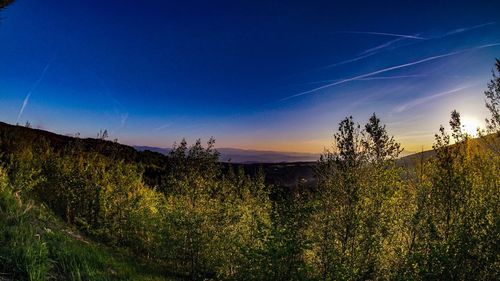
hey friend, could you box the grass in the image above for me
[0,184,178,281]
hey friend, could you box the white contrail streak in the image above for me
[281,53,459,101]
[444,22,496,36]
[318,52,378,70]
[316,22,495,71]
[315,35,415,71]
[16,62,51,123]
[336,31,427,40]
[360,37,405,55]
[318,36,415,71]
[296,74,427,86]
[359,74,428,81]
[280,43,500,101]
[394,86,471,113]
[16,94,31,124]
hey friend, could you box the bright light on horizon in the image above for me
[461,115,482,137]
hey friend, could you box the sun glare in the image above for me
[461,116,482,137]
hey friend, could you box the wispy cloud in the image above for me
[107,98,129,136]
[336,31,427,40]
[154,123,172,131]
[120,113,128,127]
[281,43,500,101]
[16,62,51,123]
[393,86,472,113]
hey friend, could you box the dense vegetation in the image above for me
[1,61,499,280]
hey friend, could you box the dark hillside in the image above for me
[0,122,317,189]
[2,121,497,191]
[0,121,164,163]
[0,122,170,187]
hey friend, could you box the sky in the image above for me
[1,0,499,153]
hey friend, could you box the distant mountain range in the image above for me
[133,146,321,163]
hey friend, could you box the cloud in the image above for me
[16,62,51,123]
[281,43,500,101]
[393,86,472,113]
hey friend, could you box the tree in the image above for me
[360,113,403,278]
[403,110,499,280]
[314,116,366,280]
[485,59,500,134]
[363,113,402,163]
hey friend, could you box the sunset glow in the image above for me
[0,1,499,279]
[0,0,499,154]
[461,115,482,137]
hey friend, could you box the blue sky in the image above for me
[1,0,499,152]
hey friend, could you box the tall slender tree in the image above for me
[485,59,500,134]
[315,116,366,280]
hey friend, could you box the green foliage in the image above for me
[312,114,405,280]
[0,61,499,280]
[0,167,177,281]
[485,59,500,133]
[398,110,500,280]
[251,189,312,281]
[160,140,272,279]
[0,168,50,281]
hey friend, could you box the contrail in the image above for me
[316,35,420,71]
[359,37,405,55]
[394,86,472,113]
[359,74,428,81]
[281,53,460,101]
[318,52,378,70]
[316,22,495,71]
[280,43,500,101]
[16,94,31,124]
[336,31,427,40]
[295,74,427,86]
[16,62,51,123]
[316,36,414,71]
[443,21,496,36]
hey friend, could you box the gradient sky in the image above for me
[1,0,500,153]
